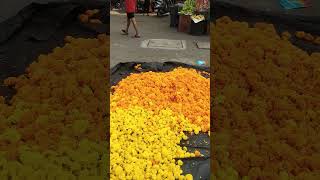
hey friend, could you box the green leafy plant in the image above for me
[179,0,196,15]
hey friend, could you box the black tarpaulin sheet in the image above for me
[211,1,320,53]
[0,0,109,100]
[111,62,210,180]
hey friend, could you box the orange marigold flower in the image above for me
[111,67,210,132]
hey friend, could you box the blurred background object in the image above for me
[0,0,108,23]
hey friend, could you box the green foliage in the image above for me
[179,0,196,15]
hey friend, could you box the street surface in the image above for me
[110,10,210,68]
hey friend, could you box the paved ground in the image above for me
[110,11,210,68]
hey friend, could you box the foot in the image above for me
[132,34,141,38]
[121,29,128,35]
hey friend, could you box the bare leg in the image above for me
[131,17,140,36]
[121,18,130,35]
[126,18,131,32]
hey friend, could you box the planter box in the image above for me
[178,14,191,33]
[195,11,209,34]
[190,20,207,36]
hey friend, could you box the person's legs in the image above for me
[143,0,150,15]
[122,13,133,34]
[146,0,150,16]
[130,17,140,37]
[126,17,131,32]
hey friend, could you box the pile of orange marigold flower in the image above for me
[111,68,210,132]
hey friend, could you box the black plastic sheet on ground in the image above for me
[211,1,320,53]
[111,62,210,180]
[0,0,109,100]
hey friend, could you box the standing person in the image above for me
[143,0,151,16]
[121,0,141,38]
[120,0,124,10]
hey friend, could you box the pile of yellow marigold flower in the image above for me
[211,16,320,180]
[0,34,109,179]
[111,68,210,179]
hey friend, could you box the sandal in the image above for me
[121,29,128,35]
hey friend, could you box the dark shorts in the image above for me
[127,13,135,19]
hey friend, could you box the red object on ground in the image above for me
[125,0,137,13]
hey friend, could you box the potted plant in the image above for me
[178,0,195,33]
[187,0,210,35]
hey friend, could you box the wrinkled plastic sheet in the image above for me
[211,0,320,53]
[111,62,210,180]
[0,1,109,100]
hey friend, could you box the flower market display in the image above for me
[176,0,209,35]
[211,16,320,180]
[0,34,109,179]
[110,67,210,179]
